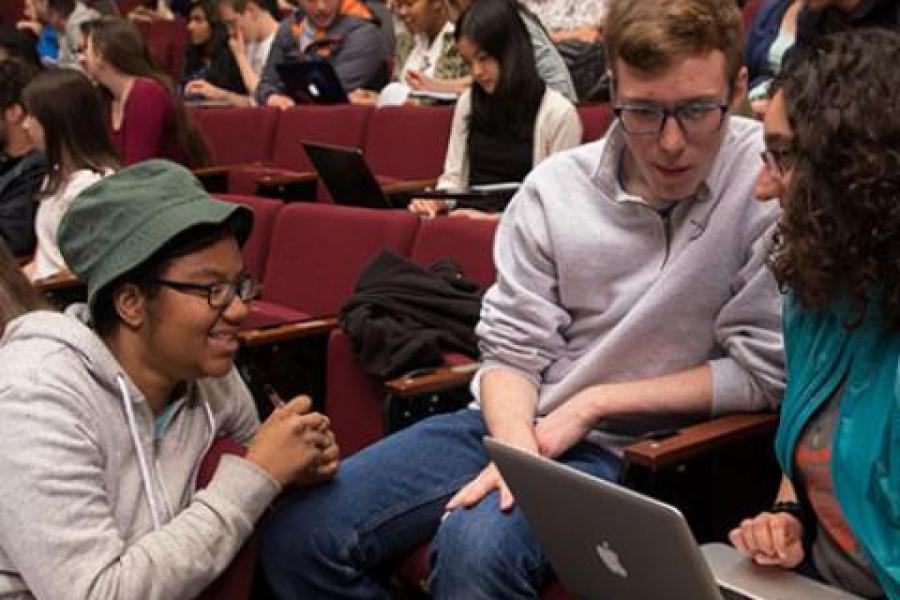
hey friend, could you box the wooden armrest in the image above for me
[32,270,82,293]
[193,166,233,193]
[193,165,232,177]
[623,412,779,471]
[385,362,480,398]
[255,171,316,187]
[238,316,338,347]
[380,178,438,196]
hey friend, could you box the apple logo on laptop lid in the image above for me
[596,541,629,578]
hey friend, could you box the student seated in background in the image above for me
[255,0,390,109]
[15,0,60,65]
[80,17,210,167]
[217,0,280,99]
[520,0,608,45]
[181,0,250,105]
[744,0,800,120]
[730,30,900,600]
[408,0,580,219]
[33,0,98,69]
[258,1,784,598]
[349,0,468,103]
[0,159,340,599]
[0,59,45,259]
[20,69,118,282]
[431,0,576,101]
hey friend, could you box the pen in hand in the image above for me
[262,383,285,409]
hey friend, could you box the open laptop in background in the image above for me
[276,60,348,104]
[301,141,396,209]
[483,437,862,600]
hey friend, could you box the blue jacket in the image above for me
[775,296,900,599]
[744,0,794,91]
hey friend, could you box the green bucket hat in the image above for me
[58,159,253,310]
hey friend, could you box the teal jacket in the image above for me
[775,296,900,599]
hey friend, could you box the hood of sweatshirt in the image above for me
[2,306,133,396]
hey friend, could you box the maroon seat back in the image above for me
[215,194,284,281]
[195,438,257,600]
[260,204,420,316]
[410,216,498,288]
[190,107,279,166]
[134,18,186,81]
[363,105,454,180]
[326,216,498,457]
[270,104,373,171]
[0,0,23,24]
[577,104,614,143]
[326,329,384,456]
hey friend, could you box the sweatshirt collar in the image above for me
[597,122,712,209]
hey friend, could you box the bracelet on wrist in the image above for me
[770,501,806,524]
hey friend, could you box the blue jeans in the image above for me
[260,408,621,599]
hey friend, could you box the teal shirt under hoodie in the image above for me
[776,296,900,599]
[0,308,281,599]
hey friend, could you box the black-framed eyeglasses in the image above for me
[760,147,795,178]
[614,100,729,138]
[148,273,261,309]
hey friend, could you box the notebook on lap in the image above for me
[483,437,862,600]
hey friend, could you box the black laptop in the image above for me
[276,60,348,104]
[301,141,395,209]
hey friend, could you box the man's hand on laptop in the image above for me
[728,512,805,569]
[445,462,516,513]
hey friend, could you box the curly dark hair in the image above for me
[769,29,900,330]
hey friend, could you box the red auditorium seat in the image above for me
[363,105,455,182]
[194,438,258,600]
[0,0,23,24]
[215,194,283,282]
[133,18,186,81]
[235,203,421,418]
[238,203,420,335]
[190,106,279,168]
[226,104,373,198]
[326,215,497,457]
[577,104,614,143]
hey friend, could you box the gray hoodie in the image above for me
[0,309,280,599]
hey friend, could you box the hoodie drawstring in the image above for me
[117,374,163,532]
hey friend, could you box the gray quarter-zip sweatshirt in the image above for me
[473,117,785,450]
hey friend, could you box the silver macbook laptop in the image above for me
[484,437,862,600]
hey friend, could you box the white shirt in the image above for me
[31,169,109,281]
[246,32,275,75]
[398,21,454,82]
[520,0,608,31]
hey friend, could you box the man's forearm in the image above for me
[480,367,541,452]
[579,364,713,422]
